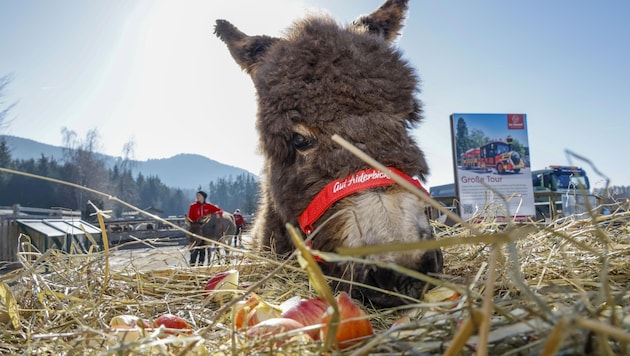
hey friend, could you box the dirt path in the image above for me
[107,245,190,272]
[107,235,253,272]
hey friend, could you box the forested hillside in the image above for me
[1,135,255,189]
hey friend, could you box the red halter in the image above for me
[297,167,429,234]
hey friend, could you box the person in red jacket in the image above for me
[186,191,222,265]
[187,191,222,223]
[233,208,248,247]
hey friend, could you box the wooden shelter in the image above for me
[0,205,101,264]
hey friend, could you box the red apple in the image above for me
[154,313,192,334]
[320,292,374,349]
[204,269,239,302]
[281,297,329,339]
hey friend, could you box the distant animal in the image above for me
[188,212,236,266]
[214,0,443,307]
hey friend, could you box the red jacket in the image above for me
[188,202,222,222]
[234,213,247,227]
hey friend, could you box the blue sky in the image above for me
[1,0,628,190]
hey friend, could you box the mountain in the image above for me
[138,153,255,189]
[2,135,65,160]
[1,135,256,189]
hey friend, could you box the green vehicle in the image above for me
[531,165,598,220]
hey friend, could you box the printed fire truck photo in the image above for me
[460,135,526,174]
[453,113,530,176]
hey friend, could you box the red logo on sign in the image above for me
[507,114,524,129]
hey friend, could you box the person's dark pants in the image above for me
[189,223,205,265]
[234,226,244,246]
[190,245,206,266]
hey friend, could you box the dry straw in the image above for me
[1,142,629,355]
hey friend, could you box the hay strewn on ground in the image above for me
[1,207,629,355]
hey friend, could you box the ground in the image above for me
[107,234,253,272]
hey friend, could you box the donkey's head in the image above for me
[215,0,443,307]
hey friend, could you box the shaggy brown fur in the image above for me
[214,0,443,307]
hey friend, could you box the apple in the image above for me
[204,269,239,302]
[154,313,192,335]
[109,314,152,329]
[320,292,374,349]
[107,324,145,344]
[247,300,282,326]
[281,297,329,339]
[232,295,260,329]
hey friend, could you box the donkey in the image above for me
[188,212,236,266]
[214,0,443,307]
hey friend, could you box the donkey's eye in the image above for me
[291,132,316,151]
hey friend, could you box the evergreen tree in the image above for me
[455,117,472,165]
[0,137,12,188]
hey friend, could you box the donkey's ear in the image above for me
[351,0,409,43]
[214,20,279,73]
